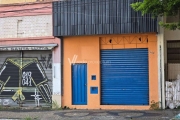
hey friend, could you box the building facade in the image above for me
[53,0,159,110]
[0,1,61,107]
[157,14,180,109]
[0,0,45,4]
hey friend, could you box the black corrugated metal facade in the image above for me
[53,0,157,36]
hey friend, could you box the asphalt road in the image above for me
[0,109,179,120]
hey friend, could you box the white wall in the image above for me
[0,15,52,38]
[157,17,165,109]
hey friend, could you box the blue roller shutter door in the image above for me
[101,49,149,105]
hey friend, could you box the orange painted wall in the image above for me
[63,34,158,110]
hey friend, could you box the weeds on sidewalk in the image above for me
[23,115,38,120]
[52,100,62,110]
[0,101,70,111]
[150,100,160,110]
[0,105,20,111]
[52,100,70,110]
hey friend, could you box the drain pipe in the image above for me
[160,45,163,109]
[59,36,64,96]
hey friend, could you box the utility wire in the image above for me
[0,0,153,19]
[0,0,135,13]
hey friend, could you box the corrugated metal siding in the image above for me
[0,51,52,107]
[101,49,149,105]
[72,64,87,105]
[53,0,157,36]
[0,15,52,38]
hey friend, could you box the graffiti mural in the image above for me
[0,57,52,107]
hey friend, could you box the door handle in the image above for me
[85,84,87,86]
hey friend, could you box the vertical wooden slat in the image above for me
[53,0,157,36]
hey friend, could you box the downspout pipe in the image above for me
[160,45,163,109]
[59,36,64,96]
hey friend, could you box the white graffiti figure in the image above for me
[0,99,11,105]
[22,71,32,86]
[3,99,10,105]
[31,88,42,107]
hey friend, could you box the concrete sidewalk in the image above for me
[0,109,179,120]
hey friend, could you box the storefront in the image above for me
[0,37,61,107]
[62,34,158,110]
[53,0,158,109]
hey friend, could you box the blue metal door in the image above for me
[101,49,149,105]
[72,63,87,105]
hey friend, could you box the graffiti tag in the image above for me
[22,71,32,86]
[31,88,42,107]
[0,99,11,105]
[0,57,52,107]
[39,54,52,69]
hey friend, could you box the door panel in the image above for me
[72,63,87,105]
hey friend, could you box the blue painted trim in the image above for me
[90,87,98,94]
[91,75,96,80]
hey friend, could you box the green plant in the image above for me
[131,0,180,30]
[0,105,2,110]
[23,116,38,120]
[40,106,51,110]
[23,116,32,120]
[63,106,70,110]
[52,100,62,110]
[0,106,20,111]
[150,100,160,110]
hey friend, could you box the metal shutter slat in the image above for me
[101,49,149,105]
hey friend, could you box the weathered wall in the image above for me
[0,2,52,38]
[0,0,48,4]
[63,34,158,110]
[0,15,52,38]
[0,2,52,18]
